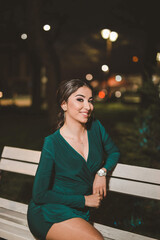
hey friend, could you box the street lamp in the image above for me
[101,28,118,61]
[101,64,109,72]
[43,24,51,31]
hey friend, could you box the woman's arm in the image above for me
[32,137,85,208]
[92,120,120,198]
[97,120,120,171]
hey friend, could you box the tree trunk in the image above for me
[27,0,60,128]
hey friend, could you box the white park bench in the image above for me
[0,146,160,240]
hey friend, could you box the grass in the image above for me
[0,103,160,239]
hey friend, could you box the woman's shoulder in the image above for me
[44,129,59,142]
[89,118,102,130]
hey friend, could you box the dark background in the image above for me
[0,0,160,239]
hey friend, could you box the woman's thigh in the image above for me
[46,217,104,240]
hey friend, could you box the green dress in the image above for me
[27,119,120,240]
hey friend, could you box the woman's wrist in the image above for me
[102,167,107,173]
[84,195,88,206]
[97,168,107,177]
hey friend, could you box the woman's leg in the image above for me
[46,217,104,240]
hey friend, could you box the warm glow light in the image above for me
[115,75,122,82]
[21,33,27,40]
[101,29,111,39]
[98,90,106,99]
[156,52,160,62]
[86,74,93,81]
[101,64,109,72]
[132,56,139,62]
[43,24,51,31]
[115,91,121,98]
[109,31,118,42]
[90,80,99,88]
[0,91,3,98]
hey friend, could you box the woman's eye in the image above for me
[76,98,84,102]
[89,99,94,104]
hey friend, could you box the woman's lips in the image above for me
[81,112,90,117]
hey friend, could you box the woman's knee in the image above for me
[92,230,104,240]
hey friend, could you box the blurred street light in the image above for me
[132,56,139,63]
[101,28,118,61]
[86,74,93,81]
[21,33,27,40]
[115,91,122,98]
[101,29,111,39]
[156,52,160,68]
[101,64,109,72]
[156,52,160,62]
[98,89,106,99]
[115,75,122,82]
[109,31,118,42]
[43,24,51,31]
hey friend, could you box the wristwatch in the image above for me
[97,168,107,177]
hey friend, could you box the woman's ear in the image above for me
[61,101,67,112]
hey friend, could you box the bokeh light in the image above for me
[156,52,160,62]
[101,29,111,39]
[109,31,118,42]
[132,56,139,62]
[86,74,93,81]
[90,80,99,88]
[43,24,51,31]
[115,91,121,98]
[101,64,109,72]
[115,75,122,82]
[0,91,3,98]
[21,33,27,40]
[98,90,106,99]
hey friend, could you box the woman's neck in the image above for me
[61,120,86,140]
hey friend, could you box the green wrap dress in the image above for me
[27,119,120,240]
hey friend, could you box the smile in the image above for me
[81,112,89,117]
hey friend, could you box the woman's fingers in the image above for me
[103,187,107,197]
[93,187,106,198]
[99,187,103,197]
[93,188,97,195]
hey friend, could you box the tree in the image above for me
[26,0,62,128]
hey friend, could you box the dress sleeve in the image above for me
[97,120,120,171]
[32,136,85,208]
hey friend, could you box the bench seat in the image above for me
[0,146,160,240]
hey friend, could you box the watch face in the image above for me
[98,169,106,176]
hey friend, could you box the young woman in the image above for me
[27,79,120,240]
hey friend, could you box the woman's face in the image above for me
[61,86,94,124]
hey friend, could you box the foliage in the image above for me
[135,70,160,164]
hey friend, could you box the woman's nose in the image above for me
[84,101,91,110]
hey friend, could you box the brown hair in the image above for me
[56,79,94,129]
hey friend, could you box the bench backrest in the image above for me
[1,146,160,200]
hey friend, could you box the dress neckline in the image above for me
[58,128,90,163]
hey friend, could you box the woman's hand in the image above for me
[84,193,102,208]
[92,169,107,198]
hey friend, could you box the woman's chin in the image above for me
[78,117,90,124]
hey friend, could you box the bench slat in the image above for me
[94,223,158,240]
[0,159,38,176]
[2,146,41,163]
[2,147,160,185]
[109,178,160,200]
[0,219,34,240]
[110,164,160,184]
[0,198,28,214]
[0,146,160,240]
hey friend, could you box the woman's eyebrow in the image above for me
[75,94,85,97]
[75,94,93,99]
